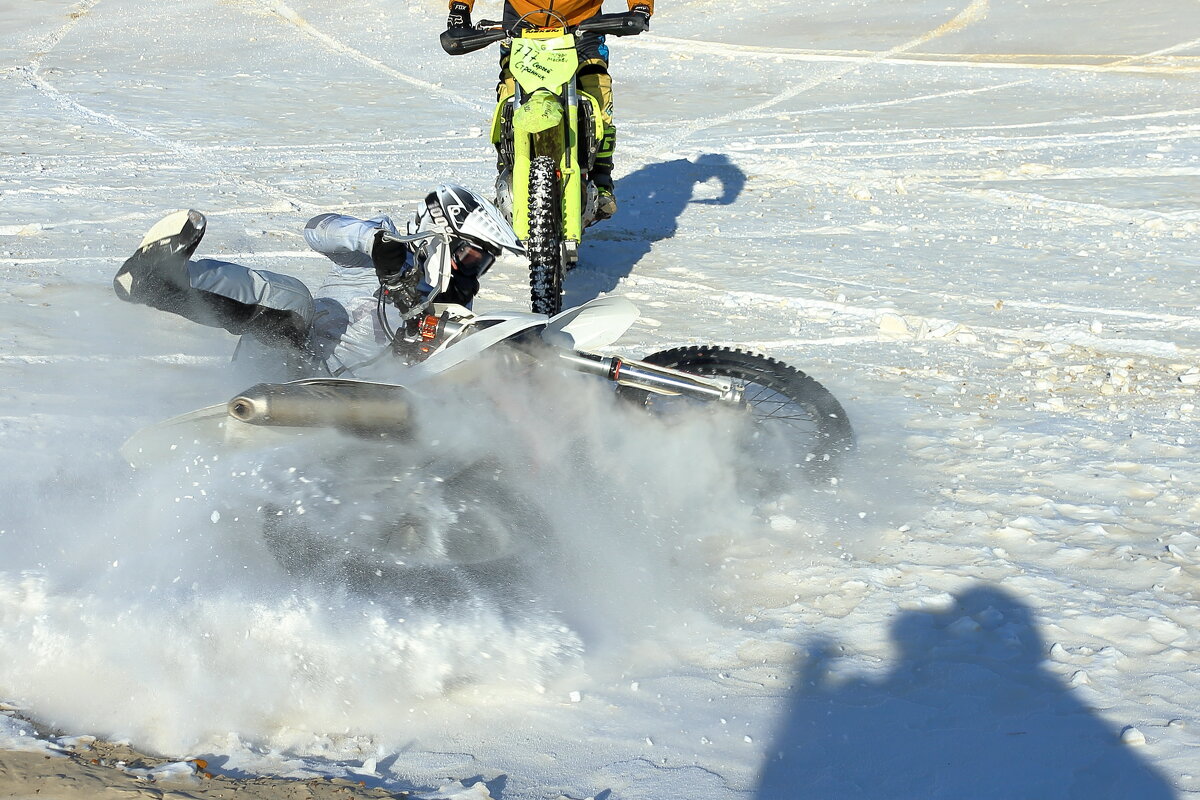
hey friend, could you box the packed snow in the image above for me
[1,0,1199,797]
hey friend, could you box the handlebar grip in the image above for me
[575,12,647,36]
[440,27,507,55]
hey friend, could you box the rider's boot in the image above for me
[593,158,617,220]
[495,166,514,224]
[113,209,206,304]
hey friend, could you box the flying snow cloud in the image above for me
[0,341,868,755]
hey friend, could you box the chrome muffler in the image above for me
[227,380,414,435]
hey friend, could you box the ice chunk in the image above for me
[878,313,911,338]
[1120,726,1146,746]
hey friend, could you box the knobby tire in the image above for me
[635,346,854,476]
[527,155,565,316]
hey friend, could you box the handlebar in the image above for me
[576,12,649,36]
[440,26,508,55]
[441,11,646,55]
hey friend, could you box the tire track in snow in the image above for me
[622,79,1036,133]
[624,271,1200,357]
[0,354,227,366]
[926,183,1200,226]
[624,35,1200,74]
[638,12,1199,158]
[21,70,314,213]
[624,101,1200,159]
[712,128,1200,157]
[2,199,434,233]
[770,279,1200,330]
[751,79,1035,122]
[1104,35,1200,69]
[260,1,486,114]
[673,113,1200,145]
[7,251,326,266]
[643,0,992,155]
[24,0,100,59]
[17,0,316,214]
[2,135,484,166]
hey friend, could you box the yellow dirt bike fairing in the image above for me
[495,28,594,249]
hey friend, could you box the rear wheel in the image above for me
[527,155,565,316]
[631,346,853,481]
[261,459,552,593]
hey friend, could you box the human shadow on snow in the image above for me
[755,585,1175,800]
[566,153,746,305]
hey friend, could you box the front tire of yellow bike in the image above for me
[527,155,565,316]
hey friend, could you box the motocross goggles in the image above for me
[451,240,496,276]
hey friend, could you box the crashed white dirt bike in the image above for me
[122,290,853,587]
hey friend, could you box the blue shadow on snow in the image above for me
[565,153,746,306]
[755,584,1175,800]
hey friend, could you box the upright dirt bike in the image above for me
[442,11,647,315]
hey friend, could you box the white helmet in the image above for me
[410,184,523,297]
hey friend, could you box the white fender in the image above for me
[541,296,639,350]
[379,313,546,385]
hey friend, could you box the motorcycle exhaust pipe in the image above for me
[228,381,415,435]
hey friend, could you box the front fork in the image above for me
[561,82,583,245]
[558,350,744,404]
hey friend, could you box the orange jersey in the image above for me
[459,0,652,28]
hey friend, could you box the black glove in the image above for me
[447,1,472,30]
[373,231,433,316]
[630,4,651,30]
[371,229,410,283]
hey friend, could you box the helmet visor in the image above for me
[451,241,496,276]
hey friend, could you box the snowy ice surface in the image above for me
[0,712,67,756]
[1,0,1199,798]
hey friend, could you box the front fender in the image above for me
[513,91,564,134]
[541,296,639,350]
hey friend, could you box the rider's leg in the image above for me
[493,52,518,220]
[576,34,617,219]
[495,50,516,174]
[114,210,316,352]
[577,69,615,181]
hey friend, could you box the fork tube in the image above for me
[557,351,737,402]
[563,80,582,242]
[511,78,534,240]
[512,122,532,240]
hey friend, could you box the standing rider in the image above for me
[112,184,521,379]
[445,0,653,220]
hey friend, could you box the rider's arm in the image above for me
[303,214,399,269]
